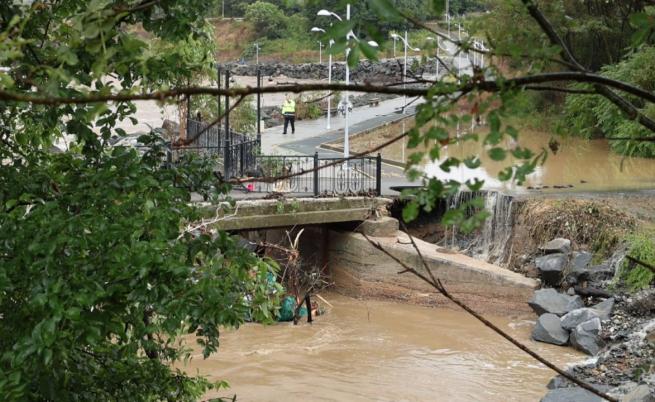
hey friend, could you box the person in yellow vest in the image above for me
[281,95,296,134]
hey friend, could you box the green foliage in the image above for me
[563,47,655,157]
[0,1,283,399]
[0,137,281,400]
[621,230,655,292]
[244,1,288,39]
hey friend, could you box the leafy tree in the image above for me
[563,46,655,157]
[0,0,280,400]
[244,1,289,39]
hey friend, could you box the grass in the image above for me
[620,229,655,292]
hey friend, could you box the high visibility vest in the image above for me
[282,100,296,115]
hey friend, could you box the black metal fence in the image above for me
[173,118,260,179]
[175,119,382,196]
[248,154,382,196]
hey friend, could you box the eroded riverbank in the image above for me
[180,293,583,402]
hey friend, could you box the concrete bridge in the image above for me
[200,196,537,315]
[200,196,390,231]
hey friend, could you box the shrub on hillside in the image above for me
[563,46,655,157]
[244,1,287,39]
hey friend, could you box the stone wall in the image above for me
[223,57,441,82]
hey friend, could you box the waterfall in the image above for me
[443,190,515,265]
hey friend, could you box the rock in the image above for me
[588,264,615,283]
[571,318,604,355]
[546,375,571,390]
[571,251,593,270]
[540,238,572,255]
[536,253,569,286]
[622,384,655,402]
[567,287,576,296]
[529,288,584,316]
[533,313,570,345]
[357,217,399,237]
[591,298,615,321]
[561,308,601,330]
[540,387,605,402]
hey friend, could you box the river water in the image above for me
[181,293,582,401]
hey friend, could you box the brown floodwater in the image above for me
[423,129,655,193]
[180,293,583,402]
[349,118,655,193]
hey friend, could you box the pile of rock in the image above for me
[533,237,616,296]
[530,288,614,355]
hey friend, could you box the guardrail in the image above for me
[247,153,381,196]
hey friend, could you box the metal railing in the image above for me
[248,153,382,196]
[176,119,382,195]
[175,119,260,179]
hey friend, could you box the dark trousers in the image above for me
[283,114,295,134]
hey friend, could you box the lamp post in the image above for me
[426,36,443,78]
[391,31,420,114]
[318,41,323,64]
[254,43,260,65]
[311,26,333,129]
[318,5,378,161]
[392,33,397,58]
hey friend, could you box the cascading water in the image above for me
[444,190,516,266]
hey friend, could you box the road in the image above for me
[260,96,422,195]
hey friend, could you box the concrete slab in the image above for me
[329,230,538,315]
[201,196,392,231]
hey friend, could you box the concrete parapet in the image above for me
[201,197,392,231]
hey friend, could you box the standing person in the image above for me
[281,95,296,135]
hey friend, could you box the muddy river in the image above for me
[181,293,582,401]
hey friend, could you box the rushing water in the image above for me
[181,293,582,402]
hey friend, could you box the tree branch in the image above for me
[361,231,617,402]
[1,72,653,106]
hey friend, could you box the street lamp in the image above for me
[311,26,334,129]
[426,36,443,78]
[318,41,324,64]
[254,42,260,65]
[391,33,398,58]
[318,4,379,161]
[391,31,420,114]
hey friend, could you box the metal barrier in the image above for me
[179,119,382,195]
[249,153,382,196]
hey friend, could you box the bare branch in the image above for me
[362,232,617,402]
[1,72,654,106]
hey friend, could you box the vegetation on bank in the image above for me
[620,230,655,291]
[473,1,655,158]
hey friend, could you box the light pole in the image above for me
[426,36,440,78]
[318,5,378,161]
[392,33,397,58]
[254,43,260,65]
[391,31,420,114]
[318,41,323,64]
[311,26,333,129]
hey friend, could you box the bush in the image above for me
[621,230,655,292]
[244,1,288,39]
[563,46,655,157]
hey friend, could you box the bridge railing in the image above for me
[248,153,382,196]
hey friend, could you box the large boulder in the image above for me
[541,387,605,402]
[566,252,593,284]
[622,384,655,402]
[540,238,572,254]
[570,318,604,355]
[533,313,570,345]
[536,253,569,286]
[561,308,600,330]
[529,288,584,316]
[591,298,615,321]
